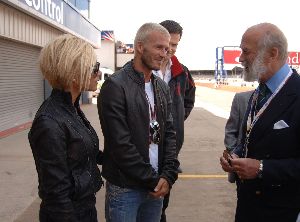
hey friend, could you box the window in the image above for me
[68,0,90,18]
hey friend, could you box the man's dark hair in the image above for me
[160,20,183,38]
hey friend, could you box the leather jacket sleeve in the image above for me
[29,115,78,222]
[159,87,180,187]
[96,150,104,165]
[98,79,159,190]
[183,67,196,120]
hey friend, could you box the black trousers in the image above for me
[235,196,299,222]
[160,192,170,222]
[40,206,98,222]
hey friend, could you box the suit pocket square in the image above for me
[273,120,289,129]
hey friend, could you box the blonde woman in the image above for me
[28,34,103,222]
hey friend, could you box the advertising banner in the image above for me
[223,49,300,65]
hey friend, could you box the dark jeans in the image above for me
[40,206,98,222]
[105,182,163,222]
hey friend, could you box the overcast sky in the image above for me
[90,0,300,70]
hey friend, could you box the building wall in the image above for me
[0,2,63,46]
[95,41,115,71]
[116,53,134,69]
[0,38,43,132]
[0,0,101,133]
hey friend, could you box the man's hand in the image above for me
[230,158,260,180]
[149,178,170,198]
[220,150,238,173]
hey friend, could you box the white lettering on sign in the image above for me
[287,52,299,65]
[33,0,40,10]
[24,0,63,25]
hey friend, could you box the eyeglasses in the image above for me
[149,120,160,144]
[92,62,100,75]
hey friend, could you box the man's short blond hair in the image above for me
[134,23,170,51]
[39,34,97,90]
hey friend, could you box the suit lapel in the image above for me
[249,74,298,144]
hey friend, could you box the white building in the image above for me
[0,0,101,134]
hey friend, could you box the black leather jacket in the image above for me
[28,89,103,221]
[97,61,179,191]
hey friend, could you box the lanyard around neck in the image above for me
[243,69,293,157]
[145,91,156,120]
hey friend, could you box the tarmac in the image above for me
[0,86,240,222]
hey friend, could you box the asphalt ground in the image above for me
[0,86,243,222]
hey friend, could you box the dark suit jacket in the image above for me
[234,71,300,221]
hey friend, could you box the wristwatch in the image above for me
[257,160,263,179]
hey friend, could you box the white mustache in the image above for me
[242,63,257,82]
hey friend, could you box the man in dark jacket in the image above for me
[220,23,300,222]
[153,20,195,222]
[97,23,179,222]
[154,20,196,162]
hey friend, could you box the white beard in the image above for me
[242,51,267,82]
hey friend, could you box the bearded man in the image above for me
[220,23,300,222]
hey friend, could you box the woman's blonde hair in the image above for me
[39,34,97,90]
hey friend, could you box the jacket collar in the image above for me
[124,60,145,85]
[51,88,80,110]
[170,55,184,78]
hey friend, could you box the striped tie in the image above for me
[256,83,270,111]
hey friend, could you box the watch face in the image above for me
[259,160,263,170]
